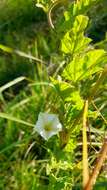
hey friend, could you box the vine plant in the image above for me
[35,0,107,189]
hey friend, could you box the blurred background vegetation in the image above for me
[0,0,107,85]
[0,0,107,189]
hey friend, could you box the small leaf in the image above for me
[73,15,89,32]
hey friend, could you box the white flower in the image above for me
[34,112,62,140]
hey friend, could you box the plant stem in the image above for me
[83,100,89,189]
[85,137,107,190]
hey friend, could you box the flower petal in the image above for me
[34,112,62,140]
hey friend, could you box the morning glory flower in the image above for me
[34,112,62,140]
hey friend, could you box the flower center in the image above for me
[44,123,52,132]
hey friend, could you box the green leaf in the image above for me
[50,77,74,101]
[51,79,83,109]
[63,49,106,82]
[65,91,84,110]
[59,0,100,33]
[73,15,89,32]
[69,0,100,18]
[61,15,91,55]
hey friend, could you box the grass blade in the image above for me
[0,112,34,127]
[0,76,25,93]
